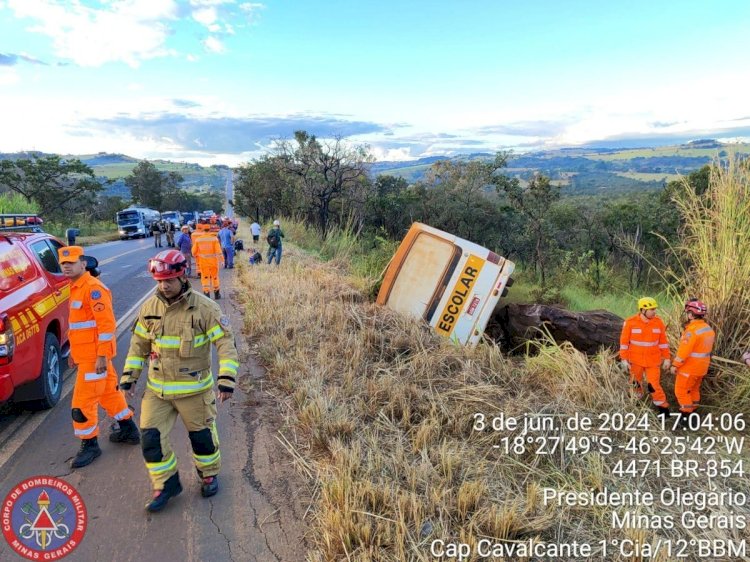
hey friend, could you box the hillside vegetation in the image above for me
[232,158,750,560]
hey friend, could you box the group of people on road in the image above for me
[150,219,178,248]
[619,297,715,426]
[58,244,239,513]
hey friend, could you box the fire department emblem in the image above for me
[2,476,87,560]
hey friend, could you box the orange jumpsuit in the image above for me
[69,272,133,439]
[193,232,222,294]
[672,319,715,413]
[190,229,204,277]
[619,314,671,407]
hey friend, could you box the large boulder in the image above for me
[487,303,624,355]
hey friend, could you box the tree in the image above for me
[275,131,373,235]
[0,155,102,220]
[233,156,294,222]
[498,172,561,286]
[125,161,164,209]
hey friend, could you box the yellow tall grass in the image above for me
[233,224,749,561]
[667,155,750,405]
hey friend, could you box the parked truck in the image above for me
[116,206,160,239]
[376,222,515,347]
[160,211,183,228]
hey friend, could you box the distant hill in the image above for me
[0,151,229,198]
[370,140,750,195]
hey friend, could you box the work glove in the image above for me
[661,358,671,370]
[619,359,630,372]
[218,385,234,394]
[120,381,133,391]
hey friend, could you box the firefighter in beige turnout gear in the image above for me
[120,249,239,512]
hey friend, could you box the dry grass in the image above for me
[232,224,750,561]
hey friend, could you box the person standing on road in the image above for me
[58,246,140,469]
[619,297,671,417]
[250,221,261,244]
[176,225,193,277]
[266,219,284,265]
[193,224,222,299]
[165,220,176,248]
[218,221,235,269]
[151,220,163,248]
[120,250,239,512]
[670,299,715,425]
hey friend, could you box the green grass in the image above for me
[615,171,680,182]
[586,143,750,161]
[92,161,225,179]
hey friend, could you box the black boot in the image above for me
[71,437,102,468]
[656,406,670,420]
[203,291,210,298]
[146,472,183,513]
[109,418,141,444]
[214,290,221,300]
[201,476,219,498]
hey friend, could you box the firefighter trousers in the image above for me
[71,360,132,439]
[199,260,220,293]
[675,371,704,413]
[139,387,220,490]
[629,364,669,408]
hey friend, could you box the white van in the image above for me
[376,222,515,347]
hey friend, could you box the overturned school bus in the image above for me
[376,222,515,347]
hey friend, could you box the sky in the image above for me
[1,0,750,166]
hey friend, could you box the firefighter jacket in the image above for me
[619,314,670,367]
[672,319,715,377]
[69,272,116,363]
[193,233,222,264]
[121,286,239,398]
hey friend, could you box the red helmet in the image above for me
[685,299,707,316]
[148,250,187,280]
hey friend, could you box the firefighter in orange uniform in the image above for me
[190,222,207,278]
[193,225,222,299]
[670,299,715,425]
[619,297,671,417]
[59,246,140,468]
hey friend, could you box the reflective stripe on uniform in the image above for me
[71,300,83,309]
[147,374,214,396]
[155,336,181,349]
[71,320,97,330]
[689,352,711,358]
[84,371,106,381]
[125,356,145,369]
[193,451,220,468]
[194,334,209,348]
[147,453,177,475]
[99,333,114,342]
[219,359,239,375]
[620,345,629,350]
[207,325,225,342]
[658,344,669,349]
[695,327,713,335]
[113,407,132,420]
[74,424,97,436]
[134,322,149,338]
[631,328,642,333]
[630,340,657,347]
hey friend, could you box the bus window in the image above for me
[384,233,459,318]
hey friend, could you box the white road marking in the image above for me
[98,245,148,266]
[0,288,155,471]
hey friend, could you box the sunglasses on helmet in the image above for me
[148,259,186,274]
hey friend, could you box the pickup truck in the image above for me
[0,215,70,409]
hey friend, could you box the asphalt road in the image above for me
[0,238,278,561]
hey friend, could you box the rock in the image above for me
[487,303,624,355]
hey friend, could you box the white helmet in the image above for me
[273,220,280,226]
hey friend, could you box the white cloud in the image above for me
[202,36,225,54]
[6,0,181,67]
[192,6,217,26]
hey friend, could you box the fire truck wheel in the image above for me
[28,332,63,411]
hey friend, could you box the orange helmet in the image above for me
[148,250,187,280]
